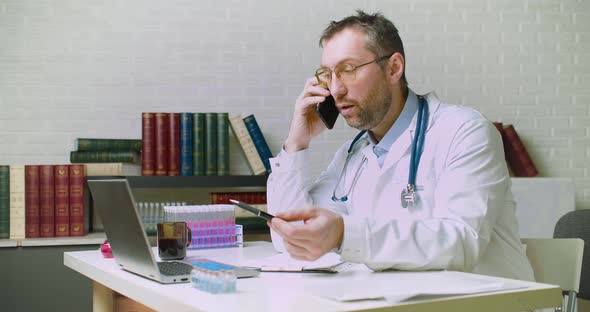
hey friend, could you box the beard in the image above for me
[339,79,392,130]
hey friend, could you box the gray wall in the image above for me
[0,245,98,312]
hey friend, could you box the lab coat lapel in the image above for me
[381,92,441,172]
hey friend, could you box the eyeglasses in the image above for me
[315,54,392,86]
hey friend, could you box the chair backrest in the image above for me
[522,238,584,293]
[554,210,590,299]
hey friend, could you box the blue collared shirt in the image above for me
[367,89,419,168]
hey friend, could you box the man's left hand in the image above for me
[267,206,344,261]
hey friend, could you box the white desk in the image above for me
[64,241,561,312]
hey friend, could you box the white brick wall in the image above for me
[1,0,589,208]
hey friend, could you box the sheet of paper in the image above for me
[307,271,527,302]
[244,252,344,271]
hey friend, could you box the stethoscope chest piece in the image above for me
[401,184,416,208]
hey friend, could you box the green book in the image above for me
[192,113,206,176]
[205,113,218,176]
[217,113,229,176]
[75,138,142,152]
[0,166,9,239]
[70,151,141,163]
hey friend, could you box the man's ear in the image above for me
[386,52,405,84]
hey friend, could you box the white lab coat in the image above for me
[267,91,535,281]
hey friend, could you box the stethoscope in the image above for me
[331,96,429,208]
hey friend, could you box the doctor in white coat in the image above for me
[266,11,534,281]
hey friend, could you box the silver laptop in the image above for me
[88,179,193,284]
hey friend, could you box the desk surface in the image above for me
[64,241,561,312]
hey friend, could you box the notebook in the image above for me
[88,179,194,284]
[244,252,359,273]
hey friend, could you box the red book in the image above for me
[503,124,538,177]
[168,113,180,176]
[25,165,40,238]
[39,165,55,237]
[141,112,155,176]
[54,165,70,237]
[210,192,267,204]
[69,164,85,236]
[154,113,169,176]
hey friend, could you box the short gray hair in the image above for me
[319,10,407,87]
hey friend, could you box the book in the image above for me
[210,191,267,205]
[205,113,218,176]
[243,114,272,174]
[54,165,70,237]
[228,115,266,175]
[179,113,194,176]
[25,165,40,238]
[154,113,169,176]
[69,164,86,236]
[9,165,25,240]
[217,113,230,176]
[83,163,141,176]
[0,166,9,239]
[193,113,206,176]
[39,165,55,237]
[70,151,140,163]
[75,138,142,152]
[168,113,180,176]
[502,124,538,177]
[141,112,156,176]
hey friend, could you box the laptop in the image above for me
[88,179,194,284]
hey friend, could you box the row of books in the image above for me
[0,164,87,240]
[70,138,142,164]
[141,112,231,176]
[493,123,538,177]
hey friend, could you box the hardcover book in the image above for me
[69,164,86,236]
[39,165,55,237]
[154,113,170,176]
[243,114,272,174]
[141,112,156,176]
[168,113,180,176]
[70,151,140,163]
[193,113,206,176]
[25,165,40,238]
[205,113,218,176]
[75,138,142,152]
[217,113,230,176]
[228,115,266,175]
[83,163,141,176]
[502,124,538,177]
[9,165,25,240]
[54,165,70,237]
[179,113,194,176]
[0,166,9,239]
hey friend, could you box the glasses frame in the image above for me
[315,54,393,86]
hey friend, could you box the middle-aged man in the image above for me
[265,10,534,281]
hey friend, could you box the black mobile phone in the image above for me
[229,199,275,221]
[316,94,339,130]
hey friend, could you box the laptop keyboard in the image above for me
[157,261,193,276]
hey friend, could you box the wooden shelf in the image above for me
[0,232,107,248]
[86,175,268,188]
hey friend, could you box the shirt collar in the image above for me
[367,89,419,154]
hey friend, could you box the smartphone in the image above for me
[316,94,339,130]
[229,199,275,221]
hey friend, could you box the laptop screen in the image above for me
[88,179,160,280]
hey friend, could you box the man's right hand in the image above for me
[284,77,332,153]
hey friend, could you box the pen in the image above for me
[229,199,275,221]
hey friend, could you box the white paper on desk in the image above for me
[308,271,526,302]
[244,252,346,272]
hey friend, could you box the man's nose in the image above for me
[329,75,347,99]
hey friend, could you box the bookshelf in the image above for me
[86,174,268,188]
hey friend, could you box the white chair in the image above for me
[522,238,585,312]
